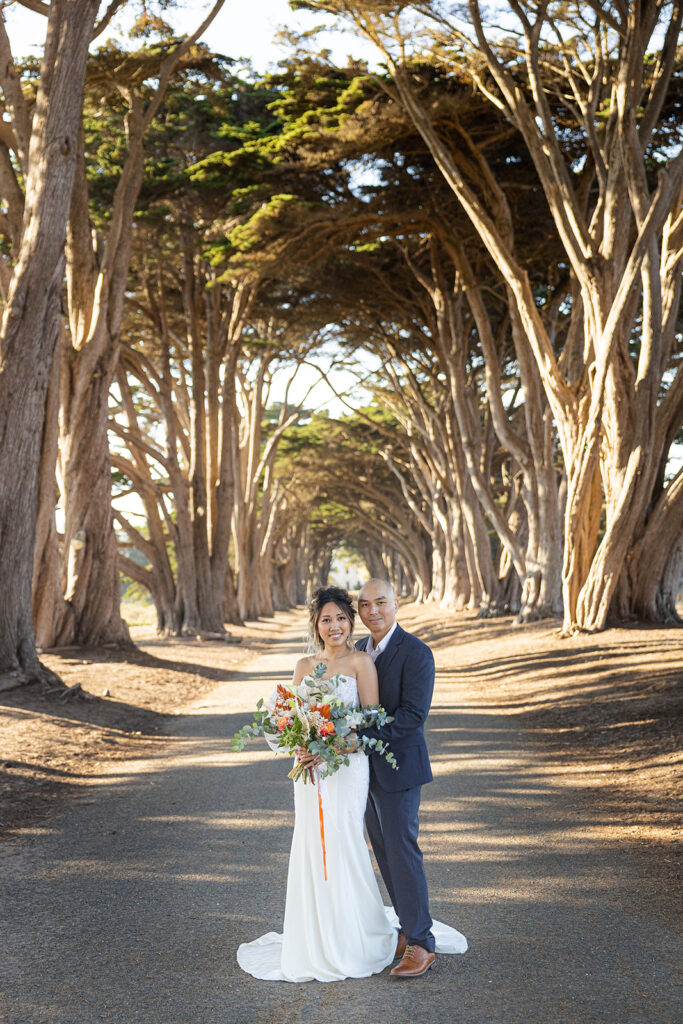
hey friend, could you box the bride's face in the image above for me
[317,602,351,651]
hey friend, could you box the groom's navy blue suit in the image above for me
[356,625,435,953]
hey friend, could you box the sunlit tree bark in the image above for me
[31,2,226,647]
[112,252,252,635]
[0,0,99,684]
[305,0,683,631]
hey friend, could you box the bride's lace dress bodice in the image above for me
[327,672,359,707]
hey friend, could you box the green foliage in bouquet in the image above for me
[232,662,398,781]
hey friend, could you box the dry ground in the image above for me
[1,605,681,884]
[399,605,682,884]
[0,614,299,833]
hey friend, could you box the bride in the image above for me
[236,586,466,983]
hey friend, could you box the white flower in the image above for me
[308,710,327,732]
[294,704,311,736]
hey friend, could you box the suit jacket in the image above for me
[356,624,434,792]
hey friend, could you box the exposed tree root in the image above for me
[42,680,96,703]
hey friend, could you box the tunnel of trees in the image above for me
[0,0,681,688]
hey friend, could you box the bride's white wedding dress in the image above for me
[237,674,467,983]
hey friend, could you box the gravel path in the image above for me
[1,623,680,1024]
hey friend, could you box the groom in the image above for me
[355,579,436,978]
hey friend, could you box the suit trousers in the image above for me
[365,778,435,953]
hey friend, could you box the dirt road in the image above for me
[1,620,680,1024]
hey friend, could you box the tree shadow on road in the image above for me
[3,703,680,1024]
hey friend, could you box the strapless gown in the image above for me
[236,674,467,982]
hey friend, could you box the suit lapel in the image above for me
[375,624,404,675]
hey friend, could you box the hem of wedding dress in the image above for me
[236,906,467,983]
[237,960,397,984]
[236,935,396,984]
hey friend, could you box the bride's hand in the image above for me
[296,746,321,767]
[344,732,358,753]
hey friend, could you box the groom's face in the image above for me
[357,581,398,641]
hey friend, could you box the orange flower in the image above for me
[274,684,292,715]
[313,702,331,721]
[320,722,335,737]
[278,716,291,732]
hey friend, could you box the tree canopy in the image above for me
[0,1,681,684]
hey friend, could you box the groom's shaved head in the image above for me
[360,578,395,601]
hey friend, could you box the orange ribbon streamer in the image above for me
[316,775,328,881]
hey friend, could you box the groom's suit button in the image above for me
[390,945,435,977]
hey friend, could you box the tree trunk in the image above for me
[43,101,148,647]
[440,513,470,612]
[33,330,66,648]
[0,0,99,683]
[58,339,131,645]
[38,4,228,647]
[439,242,561,619]
[0,264,63,679]
[378,21,683,633]
[610,467,683,624]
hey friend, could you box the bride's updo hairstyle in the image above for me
[308,586,356,652]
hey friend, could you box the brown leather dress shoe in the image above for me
[394,931,407,960]
[390,944,435,977]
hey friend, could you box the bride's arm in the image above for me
[354,652,379,707]
[265,658,312,754]
[291,656,314,686]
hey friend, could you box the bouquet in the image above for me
[233,663,397,881]
[232,662,398,782]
